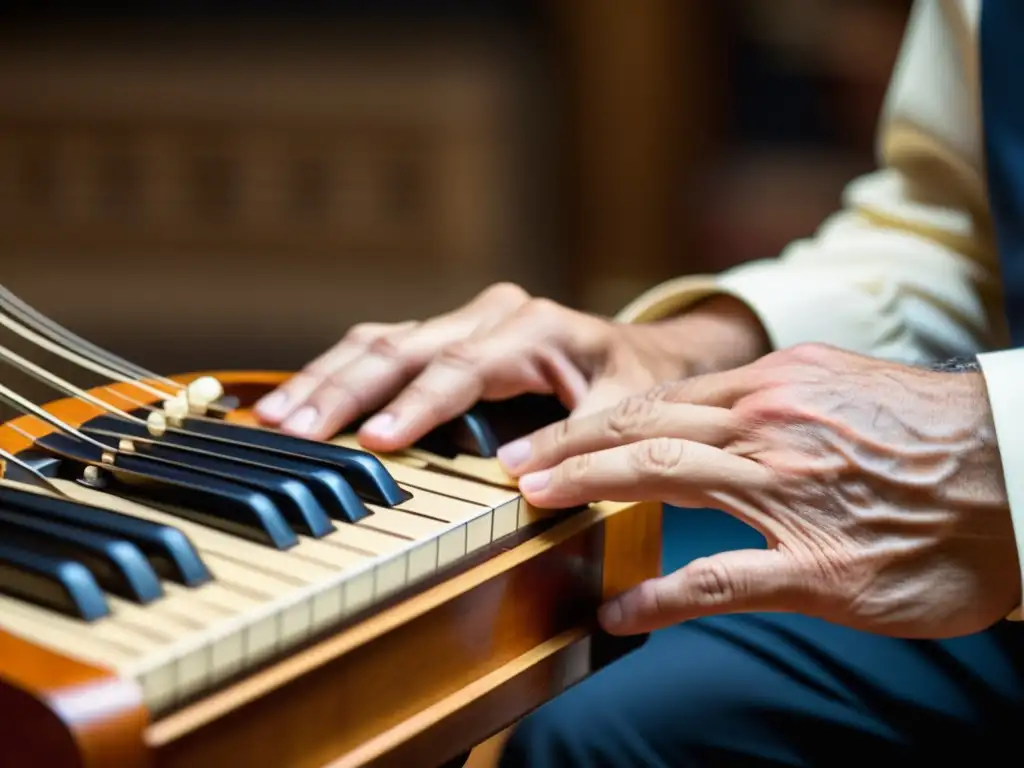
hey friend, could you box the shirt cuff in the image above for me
[977,348,1024,621]
[614,275,724,324]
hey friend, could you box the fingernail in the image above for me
[497,438,531,470]
[255,391,289,419]
[598,600,622,630]
[283,405,318,435]
[519,469,550,493]
[361,412,396,437]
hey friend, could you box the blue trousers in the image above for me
[500,508,1024,766]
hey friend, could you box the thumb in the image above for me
[597,549,810,634]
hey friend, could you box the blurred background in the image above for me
[0,0,911,398]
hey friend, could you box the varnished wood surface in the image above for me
[330,631,590,768]
[0,371,661,767]
[0,629,148,768]
[153,506,606,767]
[465,730,510,768]
[601,494,662,600]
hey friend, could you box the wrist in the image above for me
[651,294,772,376]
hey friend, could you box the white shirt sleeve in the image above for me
[619,0,1004,365]
[978,350,1024,619]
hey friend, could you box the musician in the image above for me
[256,1,1024,764]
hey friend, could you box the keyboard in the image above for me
[0,374,661,768]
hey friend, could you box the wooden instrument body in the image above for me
[0,371,662,768]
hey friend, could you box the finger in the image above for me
[598,549,811,634]
[645,365,763,409]
[273,304,506,439]
[307,322,415,375]
[570,377,641,418]
[533,347,591,411]
[497,397,737,476]
[280,326,442,439]
[357,301,605,451]
[517,438,771,509]
[253,321,406,424]
[269,285,532,438]
[270,323,427,439]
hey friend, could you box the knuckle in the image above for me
[436,340,483,370]
[365,333,408,362]
[519,296,562,322]
[481,282,530,307]
[506,296,567,329]
[547,417,571,450]
[631,437,686,477]
[345,322,388,345]
[738,388,809,426]
[643,381,682,403]
[689,557,736,607]
[312,378,364,413]
[561,452,593,485]
[606,396,654,440]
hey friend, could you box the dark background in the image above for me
[0,0,911,409]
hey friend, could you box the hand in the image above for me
[500,343,1020,639]
[253,283,767,448]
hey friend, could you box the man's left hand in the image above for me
[497,344,1020,639]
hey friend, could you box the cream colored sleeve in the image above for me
[617,0,1006,366]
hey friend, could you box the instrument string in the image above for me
[0,317,263,469]
[0,285,178,387]
[0,308,173,402]
[0,285,274,487]
[0,340,142,422]
[0,359,142,490]
[0,379,108,450]
[0,337,229,452]
[0,285,227,416]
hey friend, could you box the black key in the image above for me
[346,411,498,459]
[473,394,571,445]
[0,508,163,604]
[0,485,210,587]
[0,539,109,621]
[34,433,299,550]
[403,410,500,459]
[177,417,410,506]
[81,416,372,523]
[84,430,335,539]
[84,413,408,508]
[354,394,571,459]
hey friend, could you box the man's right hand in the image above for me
[253,282,770,451]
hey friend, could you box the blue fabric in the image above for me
[499,508,1024,766]
[982,0,1024,343]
